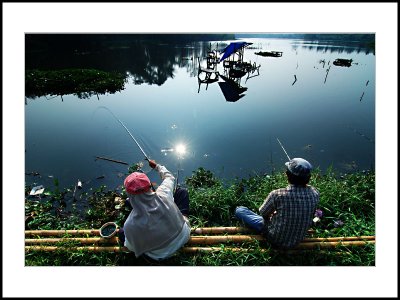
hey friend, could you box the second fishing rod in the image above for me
[276,138,291,161]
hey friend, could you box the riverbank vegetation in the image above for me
[25,166,375,266]
[25,69,127,99]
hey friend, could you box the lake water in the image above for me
[25,37,375,193]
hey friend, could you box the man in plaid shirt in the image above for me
[235,158,320,249]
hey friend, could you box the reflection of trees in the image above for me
[178,41,225,78]
[25,35,231,89]
[236,33,375,55]
[128,43,177,85]
[292,39,375,55]
[302,44,374,55]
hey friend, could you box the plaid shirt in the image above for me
[259,184,320,248]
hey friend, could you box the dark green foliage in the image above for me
[128,163,144,174]
[25,69,127,99]
[185,167,219,188]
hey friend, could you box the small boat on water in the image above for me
[255,51,283,57]
[333,58,353,67]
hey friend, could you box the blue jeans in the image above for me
[174,187,190,217]
[234,206,265,233]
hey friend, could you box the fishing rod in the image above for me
[174,157,183,193]
[97,106,155,191]
[276,138,291,161]
[98,106,150,161]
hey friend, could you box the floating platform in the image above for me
[255,51,283,57]
[333,58,353,67]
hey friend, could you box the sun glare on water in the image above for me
[175,144,187,156]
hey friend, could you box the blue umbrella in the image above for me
[219,42,253,62]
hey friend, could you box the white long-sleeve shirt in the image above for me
[123,164,190,259]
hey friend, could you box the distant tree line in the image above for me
[235,33,374,41]
[26,33,374,54]
[25,34,235,53]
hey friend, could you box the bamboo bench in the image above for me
[25,227,375,254]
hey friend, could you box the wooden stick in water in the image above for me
[95,156,128,165]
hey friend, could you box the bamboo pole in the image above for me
[25,229,101,237]
[191,227,255,234]
[25,235,263,245]
[25,246,129,253]
[297,236,375,242]
[25,235,375,246]
[25,237,119,245]
[25,227,315,237]
[294,240,375,249]
[180,247,352,255]
[189,235,265,244]
[25,241,372,253]
[25,228,254,237]
[188,235,375,245]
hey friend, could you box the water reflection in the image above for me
[25,35,219,99]
[292,40,375,55]
[218,75,247,102]
[197,71,219,92]
[197,46,220,92]
[25,34,375,193]
[197,41,261,102]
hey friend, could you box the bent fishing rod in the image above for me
[276,138,291,161]
[98,106,155,191]
[98,106,150,161]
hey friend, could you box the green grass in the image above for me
[25,167,375,266]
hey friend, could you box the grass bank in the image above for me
[25,167,375,266]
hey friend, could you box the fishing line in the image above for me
[96,106,150,161]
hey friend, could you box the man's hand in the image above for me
[148,159,157,169]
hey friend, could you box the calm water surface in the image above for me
[25,37,375,194]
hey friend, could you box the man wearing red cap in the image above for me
[119,159,190,260]
[234,158,320,249]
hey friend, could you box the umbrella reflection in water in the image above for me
[218,74,248,102]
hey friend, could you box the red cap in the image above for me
[124,172,151,195]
